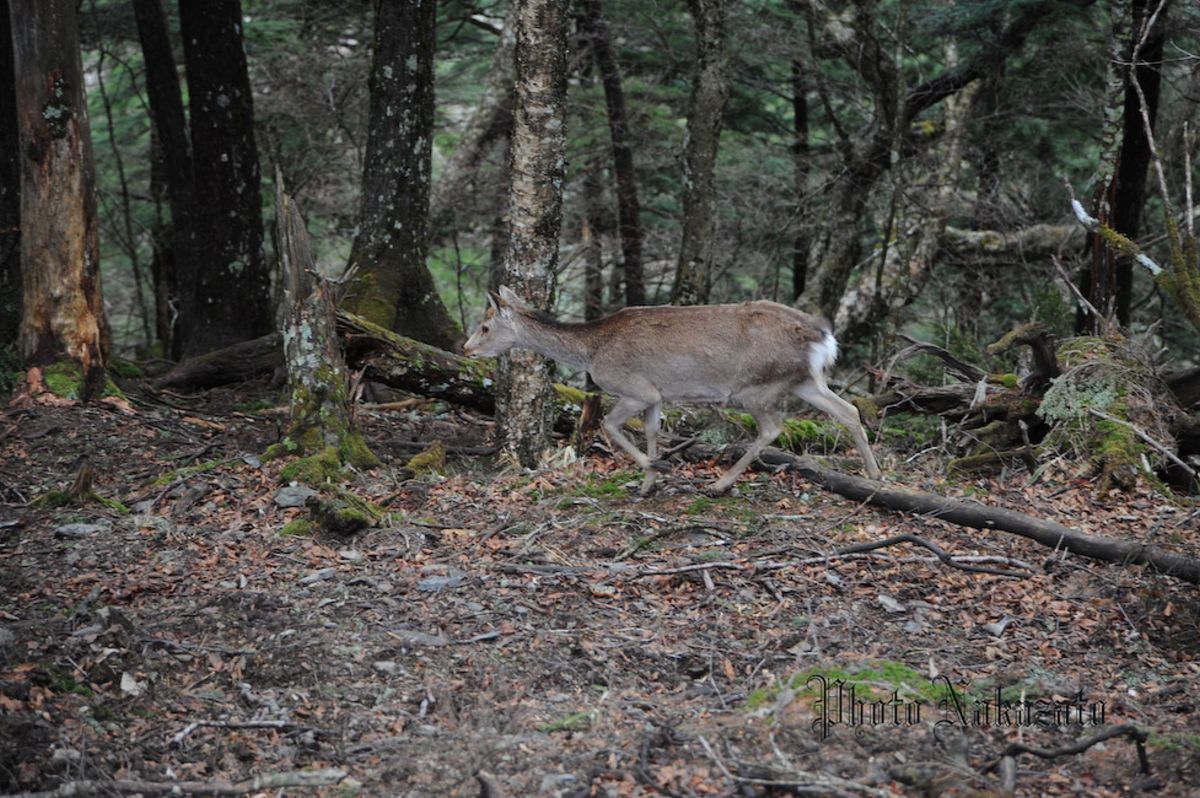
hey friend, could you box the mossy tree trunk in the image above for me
[10,0,109,398]
[493,0,569,468]
[670,0,729,307]
[343,0,460,351]
[275,176,379,474]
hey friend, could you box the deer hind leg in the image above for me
[639,403,665,496]
[794,382,882,479]
[709,408,783,495]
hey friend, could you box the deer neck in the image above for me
[515,314,592,371]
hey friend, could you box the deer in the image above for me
[464,286,882,495]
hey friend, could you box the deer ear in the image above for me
[487,291,501,312]
[498,285,531,314]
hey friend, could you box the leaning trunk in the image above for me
[671,0,729,306]
[494,0,569,467]
[11,0,109,396]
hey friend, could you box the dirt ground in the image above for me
[1,379,1198,797]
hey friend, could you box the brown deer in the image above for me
[464,286,881,494]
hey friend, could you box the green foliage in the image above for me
[0,345,20,397]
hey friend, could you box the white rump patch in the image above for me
[808,331,839,377]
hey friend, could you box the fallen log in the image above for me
[157,332,282,389]
[683,444,1200,585]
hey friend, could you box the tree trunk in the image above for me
[131,0,192,359]
[790,55,810,302]
[10,0,109,397]
[578,0,644,307]
[494,0,569,467]
[671,0,729,307]
[276,174,378,471]
[0,0,21,350]
[429,2,515,242]
[343,0,460,351]
[176,0,272,358]
[1112,0,1164,326]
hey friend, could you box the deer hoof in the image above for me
[704,481,733,497]
[639,474,659,496]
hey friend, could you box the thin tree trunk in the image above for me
[343,0,460,351]
[0,0,21,350]
[10,0,109,396]
[578,0,644,307]
[582,164,606,324]
[176,0,272,357]
[1113,0,1164,325]
[429,2,515,242]
[131,0,191,358]
[494,0,569,468]
[790,55,810,301]
[671,0,729,306]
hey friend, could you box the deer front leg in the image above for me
[709,409,783,495]
[602,396,654,470]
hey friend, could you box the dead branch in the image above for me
[836,533,1029,577]
[988,723,1150,778]
[685,445,1200,584]
[1,769,347,798]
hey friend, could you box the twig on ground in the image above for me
[0,769,347,798]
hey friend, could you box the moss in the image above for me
[405,441,446,476]
[310,496,373,536]
[108,358,144,379]
[32,490,72,509]
[338,431,382,470]
[152,458,229,488]
[41,361,124,400]
[553,383,589,407]
[93,494,130,514]
[565,470,637,498]
[990,372,1019,389]
[279,447,345,486]
[280,519,315,537]
[537,711,593,733]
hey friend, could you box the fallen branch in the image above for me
[685,445,1200,584]
[171,718,325,748]
[836,533,1029,578]
[987,723,1150,778]
[1,769,347,798]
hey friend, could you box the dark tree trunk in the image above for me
[176,0,272,357]
[582,163,606,324]
[790,55,810,302]
[1077,0,1164,332]
[578,0,644,307]
[0,0,21,350]
[494,0,569,467]
[671,0,729,307]
[1113,0,1163,326]
[131,0,192,358]
[10,0,109,396]
[344,0,460,351]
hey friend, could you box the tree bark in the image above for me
[429,3,515,242]
[276,174,378,470]
[1112,0,1164,325]
[797,0,1065,323]
[131,0,192,358]
[10,0,109,397]
[671,0,729,307]
[578,0,645,307]
[343,0,461,351]
[790,54,810,302]
[0,0,21,350]
[493,0,569,467]
[176,0,272,357]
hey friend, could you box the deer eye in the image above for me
[481,324,490,333]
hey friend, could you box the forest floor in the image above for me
[1,378,1198,798]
